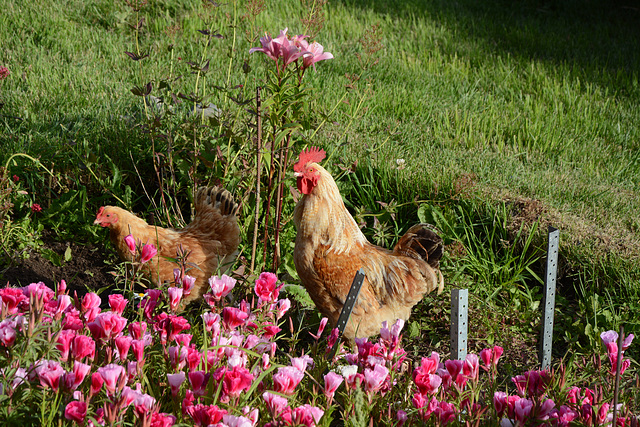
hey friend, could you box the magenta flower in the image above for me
[323,371,343,399]
[0,66,9,80]
[168,345,189,371]
[222,365,254,398]
[414,372,442,395]
[181,275,195,296]
[254,272,282,303]
[71,334,96,361]
[129,321,147,340]
[292,404,324,427]
[0,320,17,348]
[90,372,104,396]
[65,361,91,390]
[493,391,509,417]
[64,401,87,423]
[514,398,534,424]
[301,41,333,70]
[36,360,65,391]
[435,401,457,425]
[168,287,183,311]
[108,294,128,315]
[97,363,126,395]
[310,317,328,340]
[140,243,157,263]
[363,364,388,394]
[187,404,227,426]
[150,412,177,427]
[87,312,128,341]
[207,275,237,302]
[31,203,42,213]
[115,335,133,360]
[0,287,28,314]
[273,366,304,395]
[140,289,162,319]
[188,370,211,397]
[512,370,550,398]
[397,410,408,426]
[551,405,579,426]
[124,234,136,254]
[263,391,289,417]
[222,307,249,330]
[249,33,283,61]
[156,314,191,344]
[81,292,101,321]
[277,298,291,320]
[463,353,479,381]
[167,372,186,397]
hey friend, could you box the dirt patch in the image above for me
[1,234,116,297]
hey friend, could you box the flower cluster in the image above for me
[249,28,333,73]
[0,273,636,426]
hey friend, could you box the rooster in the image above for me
[94,186,240,305]
[293,147,444,340]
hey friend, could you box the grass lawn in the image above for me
[1,0,640,370]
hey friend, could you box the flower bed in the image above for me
[0,270,637,426]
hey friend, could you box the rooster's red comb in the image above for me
[294,147,326,172]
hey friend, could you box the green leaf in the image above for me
[64,246,72,262]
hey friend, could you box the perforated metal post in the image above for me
[539,226,559,369]
[450,288,468,360]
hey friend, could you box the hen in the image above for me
[94,186,240,305]
[293,148,444,340]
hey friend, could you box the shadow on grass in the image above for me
[342,0,640,95]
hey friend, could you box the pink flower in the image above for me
[397,410,408,426]
[181,275,195,296]
[150,412,177,427]
[87,312,128,341]
[131,339,145,363]
[413,394,438,421]
[207,275,237,302]
[108,294,128,315]
[0,288,28,314]
[254,272,281,303]
[493,391,508,417]
[301,41,333,70]
[0,319,18,348]
[514,398,534,424]
[71,334,96,361]
[435,401,457,425]
[223,365,254,398]
[363,364,388,394]
[167,372,186,396]
[81,292,101,321]
[222,307,249,330]
[273,366,304,395]
[97,363,126,395]
[168,287,183,311]
[480,345,504,369]
[323,371,343,399]
[57,279,67,296]
[64,401,87,423]
[263,391,289,416]
[380,319,404,343]
[463,353,479,381]
[551,405,579,427]
[277,298,291,320]
[124,234,136,254]
[129,321,148,340]
[512,370,550,398]
[187,404,227,426]
[414,372,442,395]
[168,346,189,371]
[65,361,91,390]
[222,414,254,427]
[156,314,191,344]
[90,372,104,395]
[36,360,65,391]
[249,33,283,61]
[292,404,324,427]
[115,335,133,360]
[310,317,328,340]
[140,244,157,263]
[0,66,9,80]
[31,203,42,213]
[188,371,210,397]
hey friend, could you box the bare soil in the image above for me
[1,234,115,297]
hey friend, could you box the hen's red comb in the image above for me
[294,147,326,172]
[96,206,105,217]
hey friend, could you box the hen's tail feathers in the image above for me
[198,186,239,217]
[394,223,443,269]
[394,223,445,294]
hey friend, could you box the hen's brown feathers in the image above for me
[97,186,240,304]
[293,163,444,339]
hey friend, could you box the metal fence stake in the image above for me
[450,288,468,360]
[539,226,559,369]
